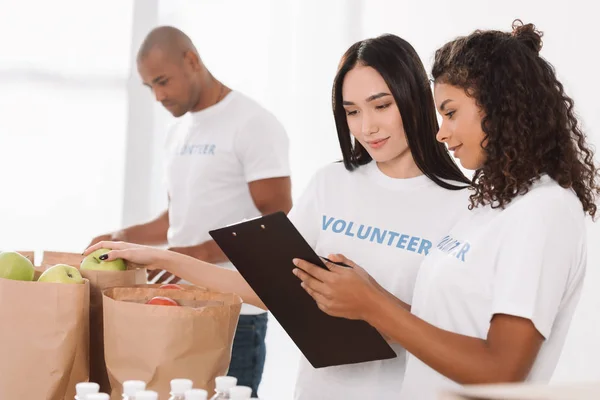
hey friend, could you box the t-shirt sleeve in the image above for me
[287,173,322,249]
[234,111,291,183]
[490,193,586,338]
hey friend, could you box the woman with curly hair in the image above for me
[290,20,599,399]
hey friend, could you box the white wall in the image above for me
[0,1,134,253]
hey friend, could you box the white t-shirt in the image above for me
[288,161,471,400]
[164,90,291,315]
[400,175,587,400]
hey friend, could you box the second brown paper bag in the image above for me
[103,285,242,399]
[42,251,147,393]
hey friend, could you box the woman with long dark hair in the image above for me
[85,34,471,399]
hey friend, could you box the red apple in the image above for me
[159,283,184,290]
[146,296,179,306]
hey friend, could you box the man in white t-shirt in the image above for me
[89,26,292,396]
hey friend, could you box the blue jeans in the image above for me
[228,313,268,397]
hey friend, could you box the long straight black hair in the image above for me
[332,34,471,190]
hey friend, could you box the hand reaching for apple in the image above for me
[84,241,168,270]
[87,234,185,283]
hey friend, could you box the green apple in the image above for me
[0,251,35,281]
[80,248,127,272]
[38,264,84,284]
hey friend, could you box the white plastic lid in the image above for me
[215,376,238,391]
[184,388,208,400]
[229,386,253,399]
[122,380,146,395]
[86,394,110,400]
[76,382,100,397]
[170,378,194,394]
[135,390,159,400]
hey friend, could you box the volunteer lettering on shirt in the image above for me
[178,143,216,155]
[322,215,433,255]
[288,162,471,400]
[435,235,471,262]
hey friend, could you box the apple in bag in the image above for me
[80,248,127,271]
[146,296,179,306]
[159,283,184,290]
[38,264,84,284]
[0,251,35,281]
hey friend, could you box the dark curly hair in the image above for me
[432,19,600,217]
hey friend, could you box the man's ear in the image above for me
[183,50,201,71]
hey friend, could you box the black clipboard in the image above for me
[209,211,397,368]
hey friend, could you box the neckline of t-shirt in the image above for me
[189,90,237,123]
[364,161,432,191]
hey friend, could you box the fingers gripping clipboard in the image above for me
[209,212,397,368]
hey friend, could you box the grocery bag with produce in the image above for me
[42,250,147,393]
[102,285,242,399]
[0,250,90,400]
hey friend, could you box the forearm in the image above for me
[365,292,516,384]
[372,279,410,311]
[250,176,293,216]
[120,210,169,245]
[165,252,266,310]
[259,198,293,215]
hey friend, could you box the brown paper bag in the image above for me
[42,251,148,394]
[0,271,89,400]
[16,250,35,264]
[41,250,84,269]
[103,286,242,399]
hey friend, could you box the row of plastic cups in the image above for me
[76,380,253,400]
[77,389,208,400]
